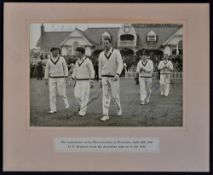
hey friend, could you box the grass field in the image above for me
[30,77,183,127]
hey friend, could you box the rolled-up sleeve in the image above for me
[116,50,124,75]
[158,61,163,70]
[87,59,95,80]
[136,62,141,73]
[71,62,77,79]
[44,60,49,79]
[62,57,69,77]
[98,53,102,79]
[169,61,174,71]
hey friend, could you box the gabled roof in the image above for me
[84,25,181,50]
[134,25,181,49]
[163,26,183,45]
[147,30,156,36]
[60,28,93,46]
[36,32,71,48]
[83,27,120,48]
[36,24,182,50]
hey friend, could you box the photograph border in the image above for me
[28,20,186,130]
[4,1,210,173]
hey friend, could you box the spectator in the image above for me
[30,63,36,78]
[94,59,99,81]
[35,61,44,80]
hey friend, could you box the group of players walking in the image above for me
[44,34,173,121]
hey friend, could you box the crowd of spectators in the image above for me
[30,52,183,79]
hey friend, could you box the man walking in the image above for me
[71,47,95,117]
[44,47,69,114]
[98,35,123,121]
[158,52,174,96]
[136,51,154,105]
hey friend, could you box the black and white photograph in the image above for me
[4,2,209,172]
[30,23,183,127]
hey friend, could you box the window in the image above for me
[178,40,183,48]
[147,30,157,42]
[147,35,157,42]
[178,40,183,55]
[171,45,177,55]
[120,34,134,41]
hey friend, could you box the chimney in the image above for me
[41,24,45,36]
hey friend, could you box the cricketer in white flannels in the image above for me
[98,34,124,121]
[44,47,69,114]
[136,51,154,105]
[158,51,174,97]
[71,47,95,117]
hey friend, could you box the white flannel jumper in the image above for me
[98,48,124,116]
[71,56,95,116]
[158,60,174,96]
[44,55,69,112]
[136,59,154,103]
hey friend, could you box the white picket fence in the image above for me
[125,70,183,79]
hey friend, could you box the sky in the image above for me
[30,23,122,49]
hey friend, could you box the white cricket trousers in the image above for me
[102,77,121,116]
[160,74,171,96]
[49,78,69,111]
[74,80,90,116]
[139,77,152,102]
